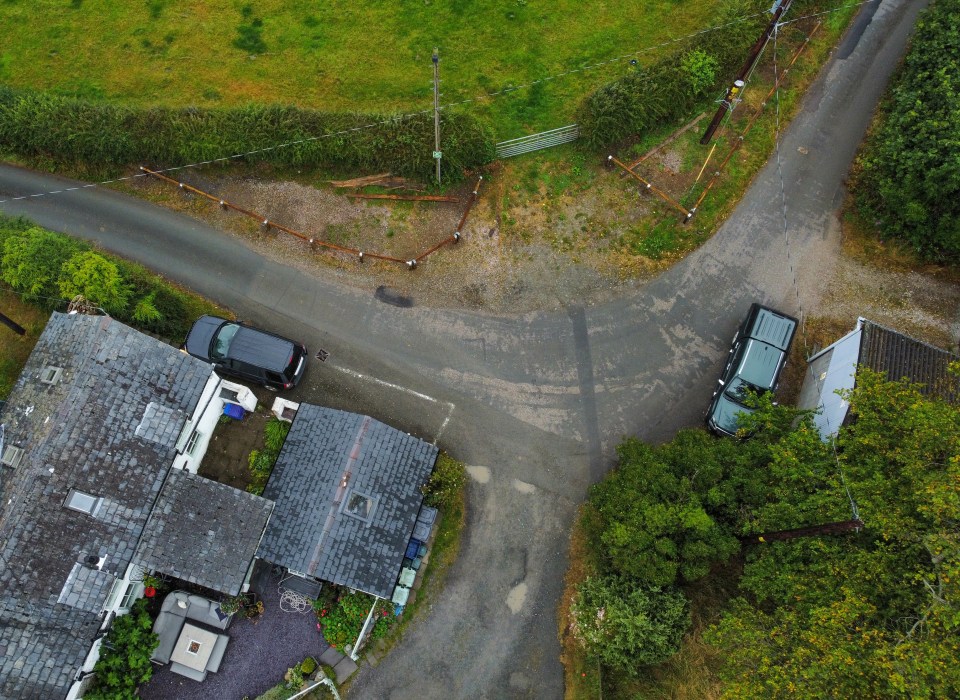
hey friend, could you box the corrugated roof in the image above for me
[859,319,959,403]
[257,405,437,599]
[134,470,273,596]
[0,312,213,699]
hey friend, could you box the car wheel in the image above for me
[263,384,279,392]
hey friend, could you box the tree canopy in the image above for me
[576,367,960,696]
[853,0,960,259]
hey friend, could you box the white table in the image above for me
[170,623,218,672]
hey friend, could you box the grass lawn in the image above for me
[3,0,725,138]
[0,290,51,399]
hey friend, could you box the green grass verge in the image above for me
[0,289,51,399]
[1,0,724,139]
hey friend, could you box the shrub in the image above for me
[319,591,374,650]
[576,1,765,148]
[0,89,495,182]
[86,599,158,700]
[300,656,317,675]
[571,574,689,672]
[421,453,466,509]
[58,251,131,314]
[1,227,81,306]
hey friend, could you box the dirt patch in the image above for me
[198,400,273,491]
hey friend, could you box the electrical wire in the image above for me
[0,0,878,207]
[0,8,775,205]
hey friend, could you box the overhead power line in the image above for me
[0,0,876,207]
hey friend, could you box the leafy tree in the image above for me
[853,0,960,259]
[706,370,960,697]
[571,574,689,672]
[86,599,158,700]
[0,227,80,305]
[584,430,754,586]
[58,251,130,314]
[131,291,163,324]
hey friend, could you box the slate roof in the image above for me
[257,405,438,599]
[858,319,959,403]
[135,470,273,596]
[0,313,213,700]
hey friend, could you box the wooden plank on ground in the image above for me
[346,193,459,202]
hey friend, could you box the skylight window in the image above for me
[39,366,63,385]
[342,490,378,523]
[1,445,24,469]
[64,489,103,517]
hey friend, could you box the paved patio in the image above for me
[140,563,329,700]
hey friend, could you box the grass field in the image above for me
[2,0,726,139]
[0,291,50,399]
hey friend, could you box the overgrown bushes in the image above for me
[0,215,221,339]
[576,1,767,148]
[247,417,291,495]
[852,0,960,260]
[421,453,466,509]
[0,87,495,181]
[86,599,158,700]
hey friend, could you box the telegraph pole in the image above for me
[0,310,25,336]
[432,48,442,185]
[740,519,864,544]
[700,0,793,144]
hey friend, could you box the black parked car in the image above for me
[706,303,798,437]
[183,315,308,391]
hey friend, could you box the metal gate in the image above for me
[495,124,579,159]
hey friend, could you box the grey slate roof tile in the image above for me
[134,470,273,596]
[257,405,437,598]
[0,313,213,699]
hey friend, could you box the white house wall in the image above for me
[172,376,257,473]
[797,322,863,440]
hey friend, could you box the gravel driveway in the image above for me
[140,564,328,700]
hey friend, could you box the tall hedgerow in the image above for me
[576,1,766,148]
[852,0,960,260]
[0,91,494,182]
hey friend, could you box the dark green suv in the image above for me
[706,303,798,437]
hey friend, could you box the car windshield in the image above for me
[724,377,765,407]
[210,323,240,360]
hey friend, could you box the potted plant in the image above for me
[142,573,163,598]
[218,594,247,616]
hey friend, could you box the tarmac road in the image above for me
[0,0,926,696]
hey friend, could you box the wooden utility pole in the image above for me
[432,48,442,185]
[740,519,864,544]
[700,0,793,144]
[0,310,25,336]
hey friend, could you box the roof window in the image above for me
[342,490,378,523]
[64,489,103,517]
[40,366,63,385]
[1,445,24,469]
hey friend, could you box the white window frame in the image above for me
[64,489,103,517]
[184,430,202,456]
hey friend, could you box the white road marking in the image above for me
[330,364,455,446]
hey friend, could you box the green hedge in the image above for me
[576,2,768,149]
[852,0,960,260]
[0,86,495,181]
